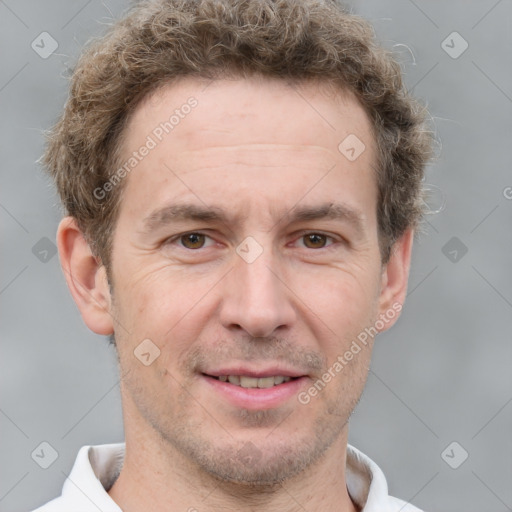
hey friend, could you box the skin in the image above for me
[57,76,414,512]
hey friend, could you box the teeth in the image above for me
[240,376,259,388]
[256,377,275,388]
[273,376,285,385]
[217,375,293,388]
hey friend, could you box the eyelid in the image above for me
[164,230,342,250]
[291,230,339,249]
[165,231,217,248]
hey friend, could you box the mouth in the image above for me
[200,369,308,410]
[204,374,298,388]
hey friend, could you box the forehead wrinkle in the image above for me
[172,143,339,169]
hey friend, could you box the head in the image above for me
[49,0,432,487]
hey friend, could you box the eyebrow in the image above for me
[141,204,239,233]
[285,203,364,232]
[140,201,365,234]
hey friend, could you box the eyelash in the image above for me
[166,231,340,250]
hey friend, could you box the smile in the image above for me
[211,375,295,388]
[201,371,307,410]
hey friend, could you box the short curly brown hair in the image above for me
[44,0,432,272]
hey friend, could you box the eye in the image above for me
[298,233,335,249]
[175,232,215,250]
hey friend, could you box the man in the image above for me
[34,0,432,510]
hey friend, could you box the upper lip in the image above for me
[202,366,307,378]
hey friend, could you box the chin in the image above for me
[201,447,314,486]
[175,424,339,487]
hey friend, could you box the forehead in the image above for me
[116,76,377,228]
[122,76,374,161]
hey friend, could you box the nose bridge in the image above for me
[239,247,279,300]
[220,240,295,337]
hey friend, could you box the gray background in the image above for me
[1,1,511,511]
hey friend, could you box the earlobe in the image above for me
[57,217,114,335]
[377,228,414,333]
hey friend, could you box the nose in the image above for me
[219,247,296,338]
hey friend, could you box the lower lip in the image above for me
[202,375,308,410]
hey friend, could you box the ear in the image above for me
[376,228,414,333]
[57,217,114,335]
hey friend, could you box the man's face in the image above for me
[109,77,389,483]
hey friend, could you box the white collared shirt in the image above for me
[32,443,423,511]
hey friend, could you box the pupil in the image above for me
[306,234,325,248]
[184,233,204,248]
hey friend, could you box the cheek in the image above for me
[292,267,381,366]
[294,264,380,321]
[112,268,216,361]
